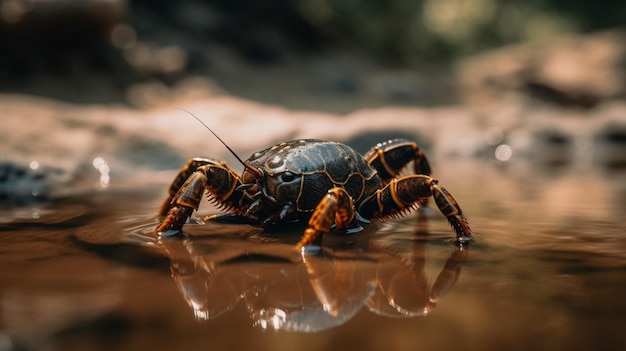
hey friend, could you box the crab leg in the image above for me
[158,158,207,218]
[155,159,245,233]
[296,187,357,250]
[358,175,472,241]
[364,139,432,183]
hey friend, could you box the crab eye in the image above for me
[280,172,295,182]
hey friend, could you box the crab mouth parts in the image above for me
[238,179,300,224]
[242,191,299,226]
[243,190,279,216]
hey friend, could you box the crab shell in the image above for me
[240,139,383,218]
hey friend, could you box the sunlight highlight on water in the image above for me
[92,157,110,189]
[494,144,513,161]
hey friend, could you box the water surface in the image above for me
[1,160,625,351]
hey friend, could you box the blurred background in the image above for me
[1,2,626,351]
[1,0,625,110]
[2,0,625,181]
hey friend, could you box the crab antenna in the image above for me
[178,108,263,179]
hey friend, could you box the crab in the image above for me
[155,133,472,250]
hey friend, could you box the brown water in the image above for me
[1,160,625,351]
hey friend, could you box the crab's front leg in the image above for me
[358,175,472,242]
[155,159,245,234]
[296,187,357,250]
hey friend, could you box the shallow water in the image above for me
[1,159,625,351]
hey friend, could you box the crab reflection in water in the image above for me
[156,221,469,332]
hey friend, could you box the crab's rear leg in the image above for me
[296,187,357,250]
[364,138,432,210]
[155,159,245,234]
[358,175,472,242]
[364,139,432,182]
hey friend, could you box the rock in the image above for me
[457,28,626,108]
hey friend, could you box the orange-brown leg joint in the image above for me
[155,206,194,233]
[296,188,355,250]
[158,159,208,218]
[333,188,356,230]
[431,184,472,239]
[154,170,208,234]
